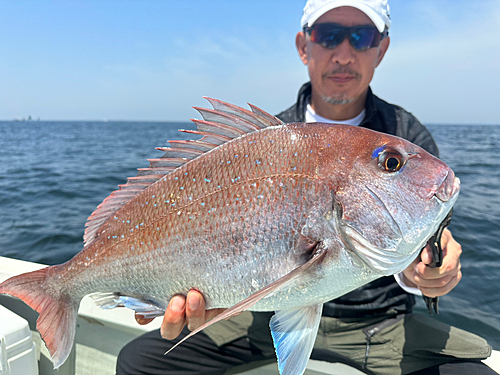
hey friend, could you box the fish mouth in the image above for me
[435,172,461,203]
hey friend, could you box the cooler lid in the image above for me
[0,304,32,347]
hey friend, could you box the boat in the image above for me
[0,255,498,375]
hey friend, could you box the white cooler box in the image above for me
[0,304,38,375]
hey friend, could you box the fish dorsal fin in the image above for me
[204,97,282,128]
[83,97,283,247]
[248,103,284,126]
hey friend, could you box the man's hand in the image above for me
[402,228,462,297]
[134,289,223,340]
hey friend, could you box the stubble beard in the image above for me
[320,94,355,105]
[320,67,361,105]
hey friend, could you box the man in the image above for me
[117,1,495,374]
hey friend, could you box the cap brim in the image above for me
[303,0,387,32]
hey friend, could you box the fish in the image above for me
[0,98,460,375]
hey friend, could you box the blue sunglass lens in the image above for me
[308,24,382,51]
[310,25,346,49]
[349,28,377,50]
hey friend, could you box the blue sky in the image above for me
[1,0,499,124]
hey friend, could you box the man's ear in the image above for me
[375,36,390,68]
[296,31,309,65]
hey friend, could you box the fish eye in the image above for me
[378,150,404,172]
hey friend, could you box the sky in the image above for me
[0,0,499,124]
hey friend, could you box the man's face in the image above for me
[297,6,390,108]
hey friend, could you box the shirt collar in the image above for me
[305,101,366,125]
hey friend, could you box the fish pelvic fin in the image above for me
[165,244,327,357]
[270,304,323,375]
[83,97,283,247]
[0,266,78,369]
[90,292,165,318]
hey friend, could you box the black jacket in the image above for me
[276,82,439,318]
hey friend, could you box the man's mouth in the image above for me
[329,75,356,84]
[324,67,361,85]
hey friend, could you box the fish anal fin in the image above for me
[0,266,78,369]
[270,304,323,375]
[165,245,327,356]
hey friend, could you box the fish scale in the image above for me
[0,98,460,375]
[55,125,325,308]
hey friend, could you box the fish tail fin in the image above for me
[0,266,79,369]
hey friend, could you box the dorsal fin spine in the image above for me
[82,98,280,247]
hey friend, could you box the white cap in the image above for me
[301,0,391,32]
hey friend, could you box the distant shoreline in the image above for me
[1,120,499,127]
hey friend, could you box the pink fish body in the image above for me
[0,98,459,374]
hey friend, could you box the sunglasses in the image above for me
[303,23,388,51]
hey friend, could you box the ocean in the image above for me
[0,120,499,348]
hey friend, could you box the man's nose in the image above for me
[330,37,356,65]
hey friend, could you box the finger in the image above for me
[420,245,433,266]
[412,272,454,288]
[441,230,461,266]
[419,228,452,267]
[186,290,206,331]
[134,313,155,325]
[420,270,462,298]
[441,228,452,248]
[401,254,423,289]
[161,295,187,340]
[415,250,461,280]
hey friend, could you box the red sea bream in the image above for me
[0,98,460,375]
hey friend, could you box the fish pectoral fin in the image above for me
[90,293,165,318]
[270,304,323,375]
[165,245,327,356]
